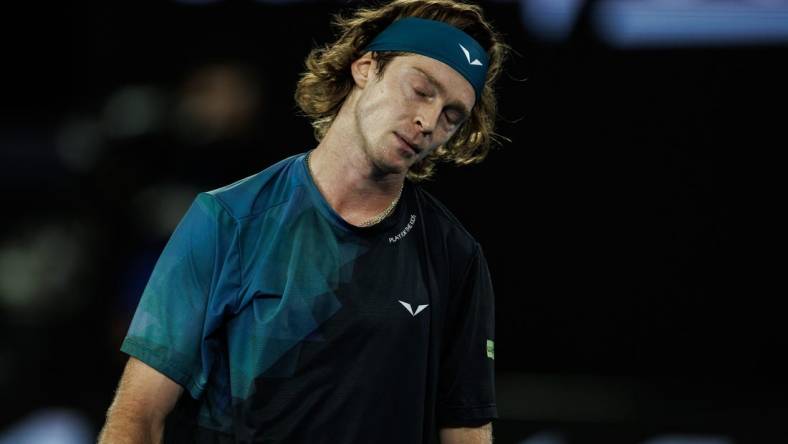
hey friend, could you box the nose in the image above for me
[414,102,441,135]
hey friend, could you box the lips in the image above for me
[395,133,420,154]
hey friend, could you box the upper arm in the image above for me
[437,244,497,426]
[120,193,239,399]
[440,422,493,444]
[108,356,184,424]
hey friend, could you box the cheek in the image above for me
[359,84,406,127]
[355,89,391,147]
[432,121,454,141]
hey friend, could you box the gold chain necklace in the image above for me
[306,151,403,227]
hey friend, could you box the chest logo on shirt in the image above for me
[398,300,429,317]
[389,214,417,244]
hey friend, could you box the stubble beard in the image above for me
[369,144,404,178]
[357,124,406,179]
[353,96,410,178]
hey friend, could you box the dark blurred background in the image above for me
[1,1,786,443]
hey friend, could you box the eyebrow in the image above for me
[412,67,471,120]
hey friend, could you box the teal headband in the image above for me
[364,17,489,101]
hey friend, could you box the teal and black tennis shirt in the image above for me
[121,151,497,443]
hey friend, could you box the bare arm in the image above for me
[440,422,493,444]
[98,357,184,444]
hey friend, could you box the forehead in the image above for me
[387,54,476,111]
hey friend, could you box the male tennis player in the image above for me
[99,0,509,442]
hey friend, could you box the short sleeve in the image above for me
[120,192,239,399]
[436,243,497,427]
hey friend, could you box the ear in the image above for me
[350,51,376,89]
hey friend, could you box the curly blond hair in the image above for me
[295,0,510,181]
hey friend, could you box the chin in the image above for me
[369,153,404,176]
[373,147,405,169]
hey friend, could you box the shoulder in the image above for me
[411,183,480,257]
[202,152,306,221]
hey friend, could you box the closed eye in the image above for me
[445,110,464,126]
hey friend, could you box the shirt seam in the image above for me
[456,241,481,296]
[200,192,246,314]
[206,192,294,312]
[121,336,206,396]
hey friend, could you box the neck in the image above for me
[307,104,405,226]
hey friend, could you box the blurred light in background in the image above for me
[55,116,103,173]
[173,63,262,145]
[103,86,166,140]
[520,0,788,47]
[0,408,93,444]
[0,221,93,322]
[132,184,200,238]
[593,0,788,48]
[519,0,586,42]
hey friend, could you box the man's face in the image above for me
[351,53,476,175]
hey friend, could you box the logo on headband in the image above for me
[459,43,483,67]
